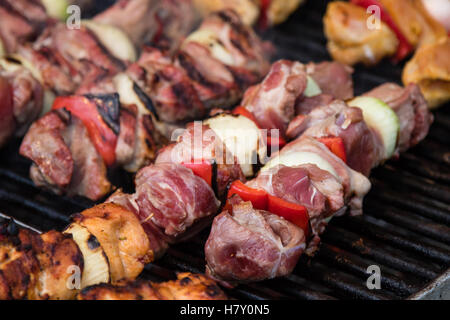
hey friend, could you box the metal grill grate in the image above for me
[0,0,449,300]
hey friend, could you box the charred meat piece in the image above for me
[178,9,271,111]
[128,9,272,124]
[127,47,206,123]
[0,220,83,300]
[19,94,124,201]
[94,0,198,51]
[0,0,48,54]
[205,197,306,282]
[78,272,227,300]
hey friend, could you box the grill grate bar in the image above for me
[295,258,399,300]
[333,215,450,264]
[322,226,442,280]
[315,243,423,297]
[364,199,450,244]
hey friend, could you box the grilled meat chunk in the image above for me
[364,83,433,153]
[156,122,245,197]
[0,220,83,300]
[107,163,220,256]
[20,109,112,201]
[288,100,385,176]
[0,0,48,54]
[205,197,306,282]
[306,61,354,101]
[248,164,344,235]
[242,60,307,135]
[94,0,198,50]
[402,38,450,109]
[324,1,399,66]
[78,273,227,300]
[128,10,271,124]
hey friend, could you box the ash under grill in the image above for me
[0,0,449,300]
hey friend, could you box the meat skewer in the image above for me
[204,78,433,283]
[0,58,349,299]
[0,216,227,300]
[17,9,272,200]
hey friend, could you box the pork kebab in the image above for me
[0,2,250,149]
[11,10,271,201]
[204,80,433,283]
[0,59,353,299]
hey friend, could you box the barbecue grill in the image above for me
[0,0,448,300]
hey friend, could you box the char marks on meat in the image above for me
[129,9,271,124]
[20,110,112,201]
[0,0,48,54]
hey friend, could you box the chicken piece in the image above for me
[324,1,398,66]
[78,273,227,300]
[0,219,84,300]
[72,204,153,283]
[378,0,447,48]
[402,38,450,109]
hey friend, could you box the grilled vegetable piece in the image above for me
[82,20,137,62]
[78,273,227,300]
[64,223,110,289]
[41,0,69,20]
[71,204,153,283]
[205,113,267,177]
[348,96,400,159]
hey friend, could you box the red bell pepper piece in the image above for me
[52,96,118,166]
[181,160,213,186]
[232,106,260,126]
[317,137,347,163]
[267,195,309,236]
[351,0,413,61]
[227,180,268,210]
